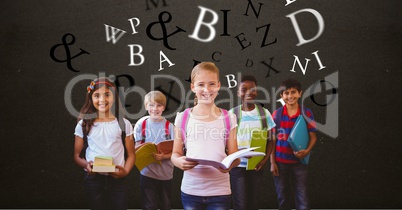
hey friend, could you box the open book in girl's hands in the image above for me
[185,147,265,170]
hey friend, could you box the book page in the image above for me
[186,147,264,170]
[185,157,227,169]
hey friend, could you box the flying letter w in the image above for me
[104,24,127,44]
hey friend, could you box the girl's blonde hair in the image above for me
[191,62,220,105]
[191,62,220,84]
[144,91,167,107]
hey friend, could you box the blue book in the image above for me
[287,115,310,165]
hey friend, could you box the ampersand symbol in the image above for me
[146,11,186,50]
[50,33,90,72]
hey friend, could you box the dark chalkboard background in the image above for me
[1,0,401,209]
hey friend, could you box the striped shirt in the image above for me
[272,105,317,164]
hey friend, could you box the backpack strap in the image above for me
[164,120,171,139]
[233,105,242,133]
[80,125,89,159]
[141,118,147,141]
[273,106,283,142]
[118,118,128,160]
[221,109,231,145]
[255,104,268,129]
[274,106,284,130]
[180,108,191,146]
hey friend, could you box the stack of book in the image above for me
[92,156,116,172]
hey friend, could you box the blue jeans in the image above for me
[181,191,231,210]
[273,162,309,210]
[84,173,128,210]
[229,167,263,210]
[140,174,172,210]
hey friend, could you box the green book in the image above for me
[246,130,268,170]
